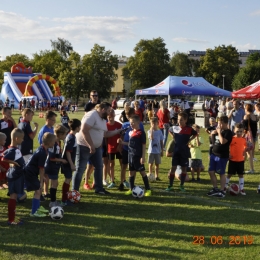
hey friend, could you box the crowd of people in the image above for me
[1,92,260,225]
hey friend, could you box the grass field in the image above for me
[0,110,260,260]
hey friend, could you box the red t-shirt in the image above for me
[157,109,170,129]
[135,108,144,121]
[106,121,122,153]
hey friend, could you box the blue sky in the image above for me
[0,0,260,60]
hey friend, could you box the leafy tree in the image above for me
[50,38,73,59]
[82,44,118,99]
[197,45,240,91]
[0,54,32,87]
[170,52,193,76]
[122,37,170,92]
[246,52,260,65]
[232,61,260,90]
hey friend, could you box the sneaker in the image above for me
[38,206,49,213]
[107,182,115,188]
[207,188,220,196]
[49,201,62,208]
[7,218,24,225]
[118,183,124,191]
[103,180,109,186]
[30,210,47,217]
[155,177,161,181]
[165,186,173,192]
[180,185,186,192]
[83,183,91,190]
[240,189,246,195]
[245,170,254,174]
[95,189,110,195]
[197,178,201,182]
[191,178,196,182]
[123,180,130,188]
[92,183,96,189]
[40,194,45,202]
[215,191,225,198]
[125,190,132,195]
[43,194,51,199]
[144,190,152,197]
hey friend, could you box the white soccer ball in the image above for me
[50,206,64,220]
[132,186,144,198]
[147,173,156,182]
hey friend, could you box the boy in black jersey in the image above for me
[45,125,68,207]
[61,119,81,206]
[3,128,25,225]
[119,115,151,197]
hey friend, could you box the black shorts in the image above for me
[25,175,40,192]
[129,156,145,172]
[8,176,24,195]
[108,152,122,161]
[172,152,189,167]
[61,164,73,179]
[228,160,244,175]
[122,149,128,165]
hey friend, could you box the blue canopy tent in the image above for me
[135,76,232,106]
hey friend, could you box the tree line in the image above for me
[1,37,260,102]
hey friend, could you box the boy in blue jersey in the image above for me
[45,125,68,207]
[37,111,57,200]
[61,119,81,206]
[3,128,25,225]
[166,112,197,192]
[24,132,56,217]
[18,108,39,163]
[118,107,144,191]
[119,114,151,196]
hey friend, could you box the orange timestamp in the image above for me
[192,235,254,245]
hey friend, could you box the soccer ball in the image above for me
[229,183,240,196]
[67,190,81,203]
[147,173,156,182]
[50,206,64,220]
[132,186,144,198]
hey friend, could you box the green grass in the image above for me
[0,110,260,260]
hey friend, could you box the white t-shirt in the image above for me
[76,110,107,148]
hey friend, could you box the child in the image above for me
[18,108,38,163]
[60,110,70,130]
[206,117,217,155]
[106,109,122,188]
[0,107,17,148]
[37,111,57,200]
[2,128,25,225]
[207,115,233,198]
[45,125,68,207]
[24,132,56,217]
[225,123,247,195]
[0,133,9,189]
[119,114,151,196]
[165,112,197,192]
[147,117,163,181]
[61,119,81,206]
[189,124,203,182]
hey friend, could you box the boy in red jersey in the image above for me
[106,109,122,188]
[225,123,247,195]
[0,133,9,189]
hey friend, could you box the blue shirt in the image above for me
[62,133,77,163]
[45,142,62,175]
[128,129,146,157]
[38,125,54,145]
[122,122,144,151]
[147,129,163,154]
[229,108,245,131]
[3,147,25,180]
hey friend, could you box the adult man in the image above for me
[72,102,122,194]
[84,90,100,112]
[228,100,245,132]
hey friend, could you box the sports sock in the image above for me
[225,177,230,187]
[169,174,175,186]
[129,176,135,190]
[62,182,70,202]
[142,175,150,190]
[239,178,244,190]
[180,173,186,186]
[8,199,16,222]
[32,198,40,214]
[50,188,57,202]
